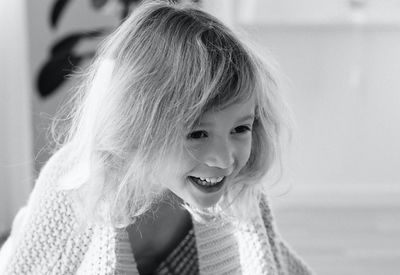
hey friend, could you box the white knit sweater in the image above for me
[0,146,313,275]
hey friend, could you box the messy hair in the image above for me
[52,0,290,227]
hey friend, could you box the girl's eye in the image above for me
[232,125,252,134]
[187,130,208,139]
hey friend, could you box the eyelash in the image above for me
[187,125,252,140]
[233,125,252,134]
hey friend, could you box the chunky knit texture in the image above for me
[0,146,313,274]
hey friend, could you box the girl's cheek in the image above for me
[239,139,252,166]
[185,137,251,167]
[185,141,208,162]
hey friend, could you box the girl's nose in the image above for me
[203,138,234,170]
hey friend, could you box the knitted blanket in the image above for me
[0,146,313,275]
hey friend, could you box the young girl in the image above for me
[0,1,313,274]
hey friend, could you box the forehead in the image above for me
[197,97,256,126]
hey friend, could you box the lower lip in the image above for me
[188,177,225,194]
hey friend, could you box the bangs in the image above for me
[203,53,256,112]
[188,27,258,128]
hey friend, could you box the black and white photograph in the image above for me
[1,1,399,274]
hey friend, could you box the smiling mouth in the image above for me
[188,176,226,193]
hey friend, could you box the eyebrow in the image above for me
[197,114,255,127]
[237,114,255,123]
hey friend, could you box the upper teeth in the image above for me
[199,177,224,184]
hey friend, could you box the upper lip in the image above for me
[189,175,226,179]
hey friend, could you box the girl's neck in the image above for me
[127,190,192,273]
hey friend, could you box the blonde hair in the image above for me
[52,0,290,227]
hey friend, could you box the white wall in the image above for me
[0,1,33,235]
[253,27,400,185]
[240,27,400,205]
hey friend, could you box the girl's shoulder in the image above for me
[0,144,94,274]
[37,143,86,191]
[37,143,77,182]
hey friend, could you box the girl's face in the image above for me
[158,97,255,209]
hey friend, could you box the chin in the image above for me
[184,177,228,208]
[191,199,218,210]
[186,191,224,210]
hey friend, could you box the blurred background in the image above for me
[1,0,399,274]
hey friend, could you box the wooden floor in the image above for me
[274,203,400,275]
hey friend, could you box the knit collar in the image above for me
[114,208,278,275]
